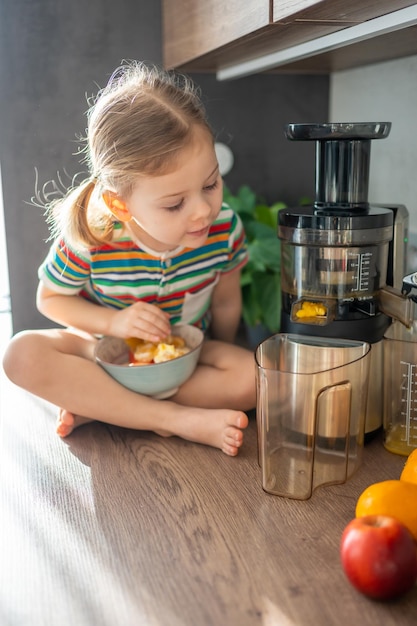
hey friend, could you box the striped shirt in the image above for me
[38,204,248,331]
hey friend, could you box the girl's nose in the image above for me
[191,197,212,220]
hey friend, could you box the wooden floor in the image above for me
[1,366,417,626]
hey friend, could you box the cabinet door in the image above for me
[272,0,416,23]
[162,0,270,69]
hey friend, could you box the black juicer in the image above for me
[278,122,409,436]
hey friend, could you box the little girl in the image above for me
[2,61,256,456]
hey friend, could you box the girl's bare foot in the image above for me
[56,409,93,438]
[156,406,249,457]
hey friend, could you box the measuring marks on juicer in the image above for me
[400,360,417,445]
[318,249,374,292]
[349,251,372,292]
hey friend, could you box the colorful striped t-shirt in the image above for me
[38,204,248,331]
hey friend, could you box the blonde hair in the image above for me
[47,61,213,248]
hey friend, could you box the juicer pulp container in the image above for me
[255,334,371,499]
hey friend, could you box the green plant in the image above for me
[223,185,285,333]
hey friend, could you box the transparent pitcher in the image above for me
[255,334,371,499]
[383,321,417,455]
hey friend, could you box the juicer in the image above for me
[278,122,409,436]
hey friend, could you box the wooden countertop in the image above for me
[1,369,416,626]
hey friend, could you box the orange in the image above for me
[355,480,417,540]
[400,449,417,485]
[124,337,141,351]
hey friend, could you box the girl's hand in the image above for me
[107,302,171,342]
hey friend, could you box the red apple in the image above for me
[340,515,417,600]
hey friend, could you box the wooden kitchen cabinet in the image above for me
[162,0,270,70]
[162,0,417,74]
[271,0,411,23]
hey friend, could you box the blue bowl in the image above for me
[94,324,204,399]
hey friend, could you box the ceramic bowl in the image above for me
[94,324,204,399]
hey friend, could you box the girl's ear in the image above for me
[102,191,131,222]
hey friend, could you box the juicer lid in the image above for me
[285,122,391,141]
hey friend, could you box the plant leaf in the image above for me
[254,204,273,227]
[253,272,281,332]
[223,184,284,332]
[241,272,281,331]
[237,185,257,214]
[269,202,286,228]
[247,238,280,272]
[249,221,276,240]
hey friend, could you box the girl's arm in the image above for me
[36,283,171,341]
[209,269,242,343]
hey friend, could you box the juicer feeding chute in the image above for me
[285,122,391,208]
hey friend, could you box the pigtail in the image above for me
[47,178,115,249]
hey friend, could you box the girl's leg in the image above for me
[172,339,256,410]
[2,329,252,456]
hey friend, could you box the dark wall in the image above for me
[0,0,163,332]
[193,73,327,205]
[0,0,328,333]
